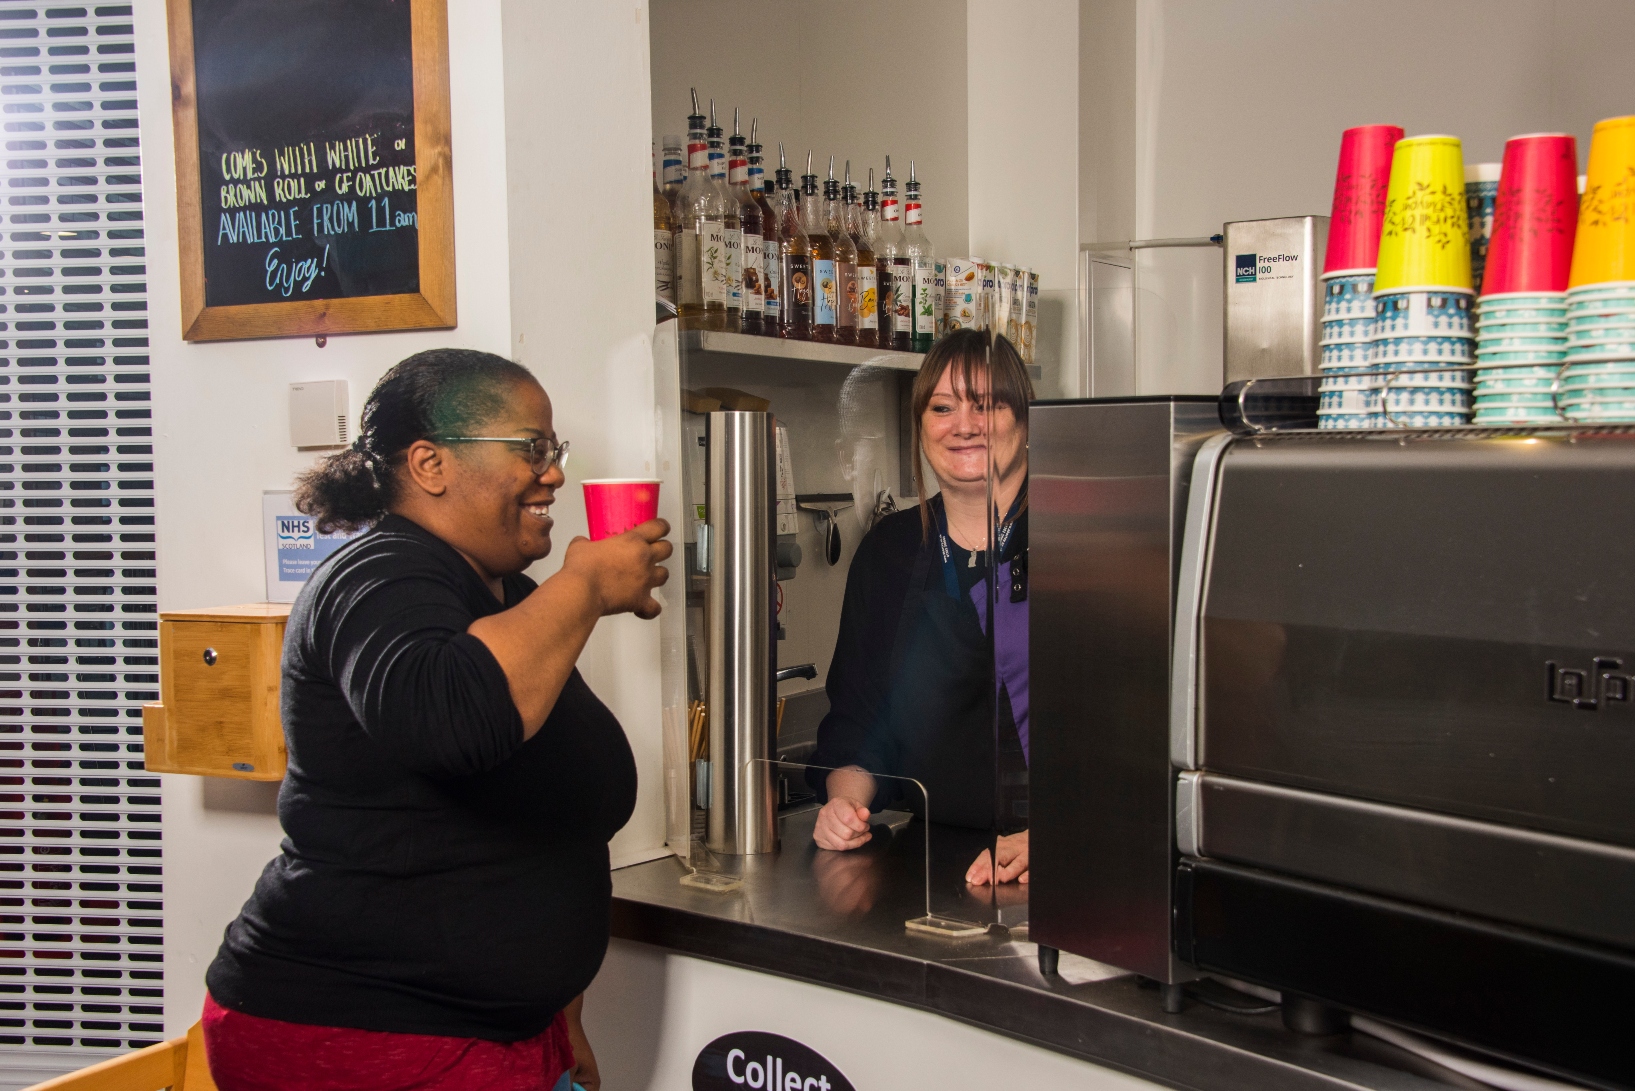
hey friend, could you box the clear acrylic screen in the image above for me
[662,326,1025,934]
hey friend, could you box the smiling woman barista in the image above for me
[809,329,1031,884]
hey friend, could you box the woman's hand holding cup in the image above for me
[564,519,672,619]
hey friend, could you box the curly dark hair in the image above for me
[293,348,537,533]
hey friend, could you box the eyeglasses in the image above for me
[434,435,570,476]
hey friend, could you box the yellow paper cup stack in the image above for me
[1568,115,1635,290]
[1369,135,1475,426]
[1561,115,1635,423]
[1374,136,1474,294]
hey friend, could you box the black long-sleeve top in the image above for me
[206,514,637,1041]
[811,502,1029,830]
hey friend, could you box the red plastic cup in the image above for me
[1323,124,1406,274]
[582,479,660,541]
[1480,132,1579,297]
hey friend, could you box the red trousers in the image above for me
[201,993,575,1091]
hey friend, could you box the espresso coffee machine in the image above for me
[1030,399,1635,1089]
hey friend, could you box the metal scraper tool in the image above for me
[796,493,854,566]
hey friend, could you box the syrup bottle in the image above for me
[825,156,859,345]
[706,100,741,330]
[653,141,675,306]
[661,133,685,215]
[801,151,836,343]
[728,110,763,336]
[774,144,812,340]
[853,167,880,348]
[877,157,911,351]
[903,160,937,353]
[747,121,780,338]
[675,90,728,331]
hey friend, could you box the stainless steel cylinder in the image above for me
[705,410,778,854]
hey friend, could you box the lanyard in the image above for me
[934,492,1023,601]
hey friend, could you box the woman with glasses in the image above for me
[201,349,669,1091]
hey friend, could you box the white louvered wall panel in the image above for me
[0,2,162,1083]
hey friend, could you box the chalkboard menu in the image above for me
[167,0,454,341]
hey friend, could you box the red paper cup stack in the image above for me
[1318,124,1403,430]
[1472,133,1578,425]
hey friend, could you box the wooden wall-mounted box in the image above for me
[142,603,291,781]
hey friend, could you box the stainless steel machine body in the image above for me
[1029,397,1222,983]
[1222,216,1327,383]
[1032,411,1635,1087]
[704,410,778,855]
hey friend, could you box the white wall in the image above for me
[969,0,1079,396]
[1089,0,1635,242]
[968,1,1077,286]
[1080,0,1136,247]
[500,0,669,873]
[141,0,663,1035]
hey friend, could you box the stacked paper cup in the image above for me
[1473,134,1578,424]
[1465,162,1502,294]
[1562,116,1635,423]
[1318,125,1403,429]
[1368,135,1476,427]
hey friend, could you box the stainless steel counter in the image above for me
[611,807,1488,1091]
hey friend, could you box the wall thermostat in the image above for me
[289,380,349,447]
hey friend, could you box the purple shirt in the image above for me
[971,558,1029,764]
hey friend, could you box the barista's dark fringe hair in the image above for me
[293,348,537,534]
[909,330,1034,541]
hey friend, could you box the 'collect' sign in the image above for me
[693,1031,855,1091]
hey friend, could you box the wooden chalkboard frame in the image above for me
[166,0,456,341]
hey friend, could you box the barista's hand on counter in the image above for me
[814,796,872,850]
[561,518,672,619]
[814,766,878,850]
[966,830,1029,885]
[564,993,600,1091]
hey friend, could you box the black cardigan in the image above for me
[207,515,637,1041]
[810,503,1026,828]
[809,506,924,779]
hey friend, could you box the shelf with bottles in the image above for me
[655,90,1045,366]
[681,328,922,372]
[656,90,943,353]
